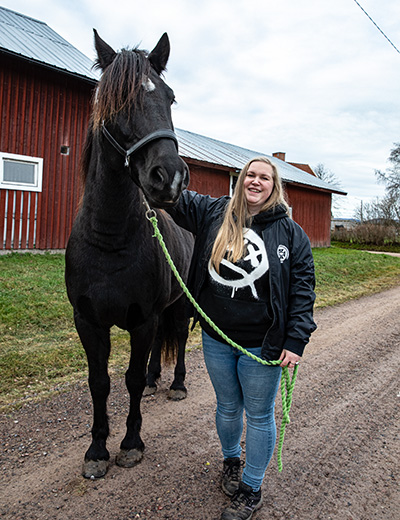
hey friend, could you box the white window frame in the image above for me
[0,152,43,192]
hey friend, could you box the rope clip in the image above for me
[143,196,157,220]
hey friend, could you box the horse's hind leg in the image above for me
[143,329,163,396]
[144,300,189,400]
[168,297,190,401]
[116,318,157,468]
[167,320,189,400]
[74,312,111,478]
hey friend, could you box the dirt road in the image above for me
[1,286,399,520]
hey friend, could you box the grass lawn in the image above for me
[1,247,400,410]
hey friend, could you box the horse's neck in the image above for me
[81,156,144,248]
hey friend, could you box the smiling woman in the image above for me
[243,161,274,216]
[165,156,316,520]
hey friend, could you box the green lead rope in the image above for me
[147,211,298,472]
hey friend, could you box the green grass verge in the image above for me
[332,240,400,253]
[1,247,400,410]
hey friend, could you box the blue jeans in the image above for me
[202,331,281,491]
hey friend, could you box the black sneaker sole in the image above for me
[220,493,263,520]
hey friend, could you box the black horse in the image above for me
[65,31,193,478]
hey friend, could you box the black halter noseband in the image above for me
[101,121,179,168]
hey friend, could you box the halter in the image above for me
[101,121,179,168]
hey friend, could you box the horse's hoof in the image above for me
[143,385,157,397]
[168,388,187,401]
[82,459,109,479]
[116,448,144,467]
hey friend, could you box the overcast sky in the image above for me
[2,0,400,217]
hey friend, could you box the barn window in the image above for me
[0,153,43,192]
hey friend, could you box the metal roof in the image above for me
[0,6,99,82]
[176,128,346,194]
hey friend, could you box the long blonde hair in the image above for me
[210,157,288,273]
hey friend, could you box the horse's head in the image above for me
[92,30,189,208]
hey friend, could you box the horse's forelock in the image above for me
[92,48,151,128]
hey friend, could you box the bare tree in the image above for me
[375,143,400,222]
[313,163,344,214]
[354,195,399,224]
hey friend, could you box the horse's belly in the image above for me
[72,274,168,331]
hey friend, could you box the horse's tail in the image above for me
[159,296,189,364]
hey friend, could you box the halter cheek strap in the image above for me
[101,122,179,167]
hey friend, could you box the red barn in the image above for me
[0,6,97,250]
[0,7,345,251]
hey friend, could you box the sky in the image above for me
[2,0,400,217]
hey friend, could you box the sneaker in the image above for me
[222,457,242,497]
[220,481,263,520]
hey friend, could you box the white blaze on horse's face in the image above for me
[142,77,156,92]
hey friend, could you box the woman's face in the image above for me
[243,161,275,215]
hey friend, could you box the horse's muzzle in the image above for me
[144,163,189,207]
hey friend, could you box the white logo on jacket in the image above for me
[277,244,289,263]
[208,228,269,299]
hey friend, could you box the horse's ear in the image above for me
[93,29,117,71]
[148,33,170,74]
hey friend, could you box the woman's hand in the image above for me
[279,349,301,369]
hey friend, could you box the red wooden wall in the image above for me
[286,184,332,247]
[185,160,230,197]
[0,54,94,250]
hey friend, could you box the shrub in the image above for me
[331,222,400,246]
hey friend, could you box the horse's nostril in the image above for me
[150,167,165,187]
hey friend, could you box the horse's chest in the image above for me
[88,261,166,298]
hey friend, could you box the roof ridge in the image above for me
[0,6,46,26]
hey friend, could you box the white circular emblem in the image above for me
[277,244,289,263]
[208,228,269,299]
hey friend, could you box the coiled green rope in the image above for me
[147,210,298,471]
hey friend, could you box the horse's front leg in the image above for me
[116,317,157,467]
[74,312,111,478]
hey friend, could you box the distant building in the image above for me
[331,218,360,231]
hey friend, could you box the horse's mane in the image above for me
[79,117,94,187]
[80,47,151,186]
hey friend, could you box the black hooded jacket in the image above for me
[167,190,317,360]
